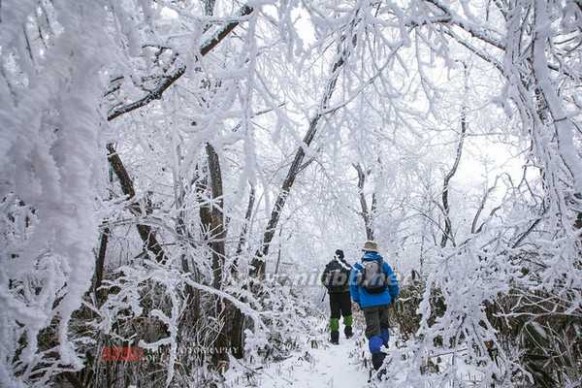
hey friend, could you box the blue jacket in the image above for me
[349,252,399,308]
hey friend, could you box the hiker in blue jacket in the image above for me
[350,241,399,375]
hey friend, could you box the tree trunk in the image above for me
[440,62,468,248]
[353,163,375,240]
[228,185,256,359]
[107,144,168,264]
[197,143,230,369]
[93,226,109,303]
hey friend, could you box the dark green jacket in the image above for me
[321,258,352,294]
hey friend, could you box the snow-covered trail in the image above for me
[249,335,369,387]
[225,313,387,388]
[224,306,406,387]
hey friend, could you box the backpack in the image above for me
[358,260,388,294]
[324,261,350,293]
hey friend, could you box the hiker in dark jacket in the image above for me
[321,249,353,344]
[350,241,399,374]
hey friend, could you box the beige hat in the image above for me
[362,241,379,252]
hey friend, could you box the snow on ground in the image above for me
[254,336,367,387]
[226,315,394,388]
[225,314,485,388]
[232,334,370,388]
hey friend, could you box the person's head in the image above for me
[362,240,379,253]
[335,249,344,259]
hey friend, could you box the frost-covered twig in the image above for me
[107,4,254,121]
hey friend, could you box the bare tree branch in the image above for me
[511,217,543,249]
[471,174,503,234]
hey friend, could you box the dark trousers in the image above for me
[364,305,390,366]
[330,292,352,320]
[363,305,389,339]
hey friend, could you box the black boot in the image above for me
[371,352,386,370]
[371,352,388,380]
[330,330,339,344]
[344,326,353,339]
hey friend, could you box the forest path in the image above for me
[225,312,390,388]
[249,334,370,387]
